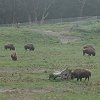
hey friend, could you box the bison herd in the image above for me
[48,44,95,81]
[4,43,95,81]
[4,43,95,61]
[4,43,35,51]
[4,43,35,61]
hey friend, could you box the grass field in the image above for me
[0,20,100,100]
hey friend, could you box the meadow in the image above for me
[0,20,100,100]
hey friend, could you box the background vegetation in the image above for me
[0,0,100,24]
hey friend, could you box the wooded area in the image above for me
[0,0,100,24]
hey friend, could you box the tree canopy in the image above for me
[0,0,100,24]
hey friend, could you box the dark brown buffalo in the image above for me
[4,44,15,50]
[83,45,95,50]
[11,52,17,61]
[83,47,95,56]
[71,69,91,81]
[24,43,35,51]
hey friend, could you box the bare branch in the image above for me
[40,0,56,24]
[80,0,87,16]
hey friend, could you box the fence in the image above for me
[44,16,98,24]
[0,16,99,27]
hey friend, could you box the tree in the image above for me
[40,0,56,24]
[0,0,100,24]
[79,0,87,17]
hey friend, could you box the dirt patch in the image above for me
[0,67,48,74]
[32,29,81,43]
[0,88,51,94]
[0,88,52,100]
[58,35,80,44]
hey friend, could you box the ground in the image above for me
[0,21,100,100]
[32,29,81,43]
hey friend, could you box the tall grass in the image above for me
[0,21,100,99]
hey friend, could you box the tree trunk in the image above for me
[28,14,32,25]
[79,0,87,17]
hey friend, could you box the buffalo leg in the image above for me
[85,77,89,81]
[87,77,89,81]
[77,78,79,81]
[85,77,87,81]
[80,78,82,81]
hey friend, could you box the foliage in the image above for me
[0,0,100,24]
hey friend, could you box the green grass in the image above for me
[0,21,100,99]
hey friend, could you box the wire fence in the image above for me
[0,16,100,27]
[44,16,98,24]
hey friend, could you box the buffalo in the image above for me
[4,43,15,50]
[11,52,17,61]
[24,43,35,51]
[71,69,91,81]
[83,47,95,56]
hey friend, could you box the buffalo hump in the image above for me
[83,45,95,50]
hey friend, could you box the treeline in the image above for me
[0,0,100,24]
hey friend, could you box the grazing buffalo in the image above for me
[24,43,35,51]
[11,52,17,61]
[4,44,15,50]
[71,69,91,81]
[83,47,95,56]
